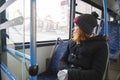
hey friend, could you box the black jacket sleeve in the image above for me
[68,43,108,80]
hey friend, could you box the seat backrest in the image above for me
[47,38,68,74]
[100,21,120,59]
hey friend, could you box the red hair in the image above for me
[73,27,91,42]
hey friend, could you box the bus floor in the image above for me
[109,58,120,80]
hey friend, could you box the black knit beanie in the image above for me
[74,12,98,34]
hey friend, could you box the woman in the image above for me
[57,12,108,80]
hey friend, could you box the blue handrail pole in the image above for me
[30,0,37,80]
[103,0,108,36]
[5,46,30,61]
[0,62,18,80]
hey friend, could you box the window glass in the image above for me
[76,0,91,14]
[75,0,102,24]
[36,0,70,41]
[6,0,25,44]
[6,0,70,43]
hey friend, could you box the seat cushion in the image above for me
[38,71,57,80]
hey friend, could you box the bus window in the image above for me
[75,0,102,24]
[6,0,25,44]
[6,0,70,43]
[76,0,92,14]
[36,0,70,41]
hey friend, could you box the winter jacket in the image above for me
[59,35,108,80]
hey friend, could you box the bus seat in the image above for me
[100,21,120,60]
[38,38,68,80]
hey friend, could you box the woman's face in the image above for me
[72,25,81,42]
[73,25,92,42]
[73,26,80,37]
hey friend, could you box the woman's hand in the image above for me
[57,69,68,80]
